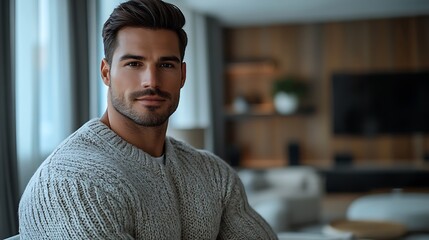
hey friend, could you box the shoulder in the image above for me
[52,119,115,157]
[167,137,240,193]
[26,119,136,196]
[20,150,134,223]
[46,119,132,173]
[18,165,134,239]
[168,137,234,172]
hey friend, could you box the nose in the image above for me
[141,65,158,88]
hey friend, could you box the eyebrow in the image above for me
[159,56,181,63]
[119,54,181,63]
[119,54,144,62]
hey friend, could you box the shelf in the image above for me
[239,158,287,168]
[224,105,315,121]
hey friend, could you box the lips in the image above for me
[136,96,165,101]
[135,96,165,107]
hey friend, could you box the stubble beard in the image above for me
[110,87,179,127]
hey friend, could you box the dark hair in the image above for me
[102,0,188,64]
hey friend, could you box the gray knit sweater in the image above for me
[19,119,277,239]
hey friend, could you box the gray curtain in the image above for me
[0,0,20,238]
[207,17,226,160]
[68,0,93,129]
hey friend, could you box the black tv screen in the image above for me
[332,71,429,135]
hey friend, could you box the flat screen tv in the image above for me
[332,71,429,135]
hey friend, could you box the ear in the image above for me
[101,59,111,86]
[180,62,186,88]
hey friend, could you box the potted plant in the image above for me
[272,76,307,114]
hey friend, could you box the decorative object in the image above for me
[272,76,307,114]
[274,92,298,114]
[233,95,249,113]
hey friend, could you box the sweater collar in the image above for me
[84,118,178,165]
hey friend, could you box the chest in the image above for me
[132,168,224,239]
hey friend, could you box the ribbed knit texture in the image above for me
[19,119,277,239]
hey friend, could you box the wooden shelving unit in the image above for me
[222,59,315,167]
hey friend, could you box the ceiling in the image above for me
[181,0,429,26]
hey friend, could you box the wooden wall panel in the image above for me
[416,18,429,67]
[368,20,394,70]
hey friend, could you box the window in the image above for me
[15,0,73,191]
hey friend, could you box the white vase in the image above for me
[233,96,249,113]
[274,92,298,114]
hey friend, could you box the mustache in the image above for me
[130,88,172,100]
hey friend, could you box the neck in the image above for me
[100,108,167,157]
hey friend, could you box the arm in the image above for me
[19,175,134,239]
[217,172,278,240]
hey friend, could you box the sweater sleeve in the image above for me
[217,171,278,240]
[19,173,134,239]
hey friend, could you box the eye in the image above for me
[160,63,175,68]
[125,61,142,68]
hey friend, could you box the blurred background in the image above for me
[1,0,429,238]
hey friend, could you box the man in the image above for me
[19,0,277,239]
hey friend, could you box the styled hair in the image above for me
[102,0,188,64]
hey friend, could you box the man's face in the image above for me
[101,27,186,127]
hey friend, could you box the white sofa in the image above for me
[238,166,324,232]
